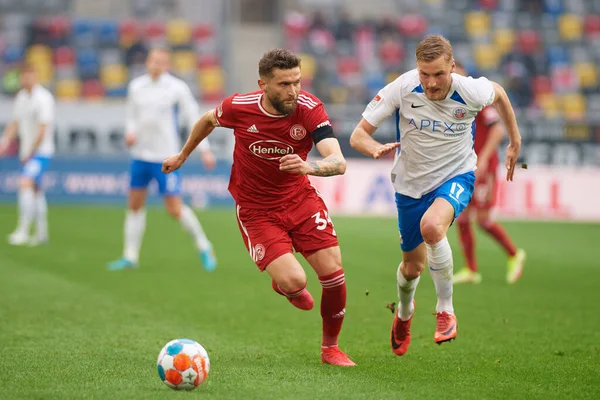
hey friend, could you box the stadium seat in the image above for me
[54,46,75,66]
[167,19,192,46]
[584,15,600,37]
[297,53,316,81]
[574,62,598,89]
[144,20,165,40]
[100,64,127,89]
[172,51,196,75]
[537,93,561,118]
[561,93,586,120]
[3,44,24,63]
[98,20,119,48]
[26,44,52,64]
[558,14,583,42]
[192,23,213,42]
[532,75,553,95]
[119,19,139,48]
[77,48,100,79]
[464,11,491,38]
[494,28,516,55]
[81,79,105,99]
[72,19,96,48]
[197,66,224,97]
[517,30,540,53]
[397,14,428,37]
[473,43,499,70]
[55,79,81,100]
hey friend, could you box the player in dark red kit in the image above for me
[162,49,355,366]
[452,62,526,284]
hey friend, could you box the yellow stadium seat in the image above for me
[100,64,127,89]
[558,14,583,41]
[465,11,491,38]
[574,62,598,88]
[167,19,192,46]
[26,45,52,64]
[538,93,561,118]
[298,53,316,80]
[55,79,82,100]
[562,93,586,120]
[172,51,196,74]
[197,67,224,94]
[473,43,499,70]
[330,86,348,104]
[494,29,516,55]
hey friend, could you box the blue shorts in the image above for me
[129,159,181,196]
[395,171,475,252]
[22,156,51,186]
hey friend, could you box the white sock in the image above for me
[15,187,35,235]
[179,204,211,251]
[396,263,420,320]
[123,208,146,263]
[427,237,454,314]
[35,192,48,239]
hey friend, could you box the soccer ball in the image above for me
[156,338,210,390]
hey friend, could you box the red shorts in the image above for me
[235,186,339,271]
[470,172,497,210]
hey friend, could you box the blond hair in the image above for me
[416,34,453,63]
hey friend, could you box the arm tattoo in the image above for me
[308,155,345,177]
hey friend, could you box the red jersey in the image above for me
[474,105,501,172]
[214,90,331,208]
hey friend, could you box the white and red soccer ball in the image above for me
[157,338,210,390]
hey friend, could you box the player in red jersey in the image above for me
[453,63,526,284]
[162,49,355,366]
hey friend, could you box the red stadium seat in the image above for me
[517,30,541,53]
[584,15,600,37]
[144,21,165,39]
[532,75,552,95]
[192,24,214,41]
[82,79,105,99]
[54,46,75,66]
[397,14,428,37]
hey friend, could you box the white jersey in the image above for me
[12,84,55,159]
[362,69,495,198]
[126,73,209,163]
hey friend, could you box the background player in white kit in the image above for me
[350,35,522,355]
[107,49,218,271]
[0,64,55,246]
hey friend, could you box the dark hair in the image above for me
[416,34,453,63]
[258,48,301,78]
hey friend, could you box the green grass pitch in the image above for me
[1,205,599,399]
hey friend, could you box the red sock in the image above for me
[319,269,346,348]
[457,219,477,272]
[480,221,517,257]
[271,279,314,310]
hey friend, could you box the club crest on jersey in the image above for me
[254,244,265,261]
[290,124,307,140]
[453,107,466,119]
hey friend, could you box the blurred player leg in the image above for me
[305,247,355,367]
[159,166,216,271]
[107,188,147,270]
[266,254,314,311]
[421,198,459,344]
[454,207,482,284]
[30,189,48,245]
[477,209,525,283]
[9,183,35,245]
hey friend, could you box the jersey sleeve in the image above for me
[214,94,238,129]
[480,106,500,126]
[461,76,495,112]
[38,92,55,125]
[125,82,137,132]
[176,81,210,151]
[361,77,403,127]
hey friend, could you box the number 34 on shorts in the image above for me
[312,210,337,236]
